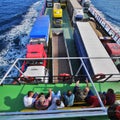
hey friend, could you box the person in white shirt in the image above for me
[23,91,37,108]
[48,91,65,110]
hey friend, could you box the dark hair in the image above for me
[67,90,72,96]
[28,91,34,97]
[56,99,61,106]
[107,89,114,94]
[38,93,44,98]
[107,104,120,120]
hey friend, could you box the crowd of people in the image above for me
[23,79,117,110]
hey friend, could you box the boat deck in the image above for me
[52,31,72,83]
[45,8,79,74]
[0,3,120,120]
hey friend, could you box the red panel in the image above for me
[106,43,120,56]
[26,53,43,58]
[26,44,47,67]
[27,44,44,53]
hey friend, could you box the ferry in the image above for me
[0,0,120,119]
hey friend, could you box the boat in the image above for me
[0,0,120,119]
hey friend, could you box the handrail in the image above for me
[89,6,120,44]
[1,56,120,85]
[0,58,19,85]
[80,58,106,110]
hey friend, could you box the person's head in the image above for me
[56,99,61,106]
[27,91,34,97]
[83,87,89,95]
[39,94,45,104]
[67,90,72,97]
[107,89,114,94]
[37,93,44,98]
[107,104,120,120]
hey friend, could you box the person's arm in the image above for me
[75,80,80,87]
[85,79,89,88]
[48,89,52,101]
[48,103,56,110]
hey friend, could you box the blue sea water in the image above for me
[0,0,120,76]
[91,0,120,33]
[0,0,44,76]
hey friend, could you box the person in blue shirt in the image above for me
[47,90,65,110]
[64,90,75,107]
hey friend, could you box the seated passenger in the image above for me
[63,90,75,106]
[73,79,94,102]
[85,94,106,108]
[23,91,38,108]
[48,91,65,110]
[105,88,116,105]
[35,89,52,110]
[108,104,120,120]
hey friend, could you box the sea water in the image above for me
[0,0,119,76]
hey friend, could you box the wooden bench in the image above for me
[116,94,120,100]
[21,108,37,112]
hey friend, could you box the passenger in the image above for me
[35,89,52,110]
[108,104,120,120]
[85,94,106,108]
[73,79,94,102]
[48,91,65,110]
[105,89,116,105]
[63,90,75,107]
[23,91,38,108]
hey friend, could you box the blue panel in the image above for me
[30,15,50,40]
[74,27,94,76]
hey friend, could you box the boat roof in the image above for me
[76,22,120,81]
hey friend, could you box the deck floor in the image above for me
[52,32,71,80]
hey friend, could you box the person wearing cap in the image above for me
[35,89,52,110]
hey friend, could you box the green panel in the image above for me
[0,82,120,112]
[0,83,76,112]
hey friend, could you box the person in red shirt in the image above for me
[86,94,106,107]
[105,89,116,105]
[35,89,52,110]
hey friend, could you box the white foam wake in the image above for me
[0,1,42,65]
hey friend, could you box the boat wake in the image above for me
[0,1,43,76]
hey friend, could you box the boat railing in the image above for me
[0,57,120,85]
[1,57,120,117]
[89,6,120,44]
[0,106,107,118]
